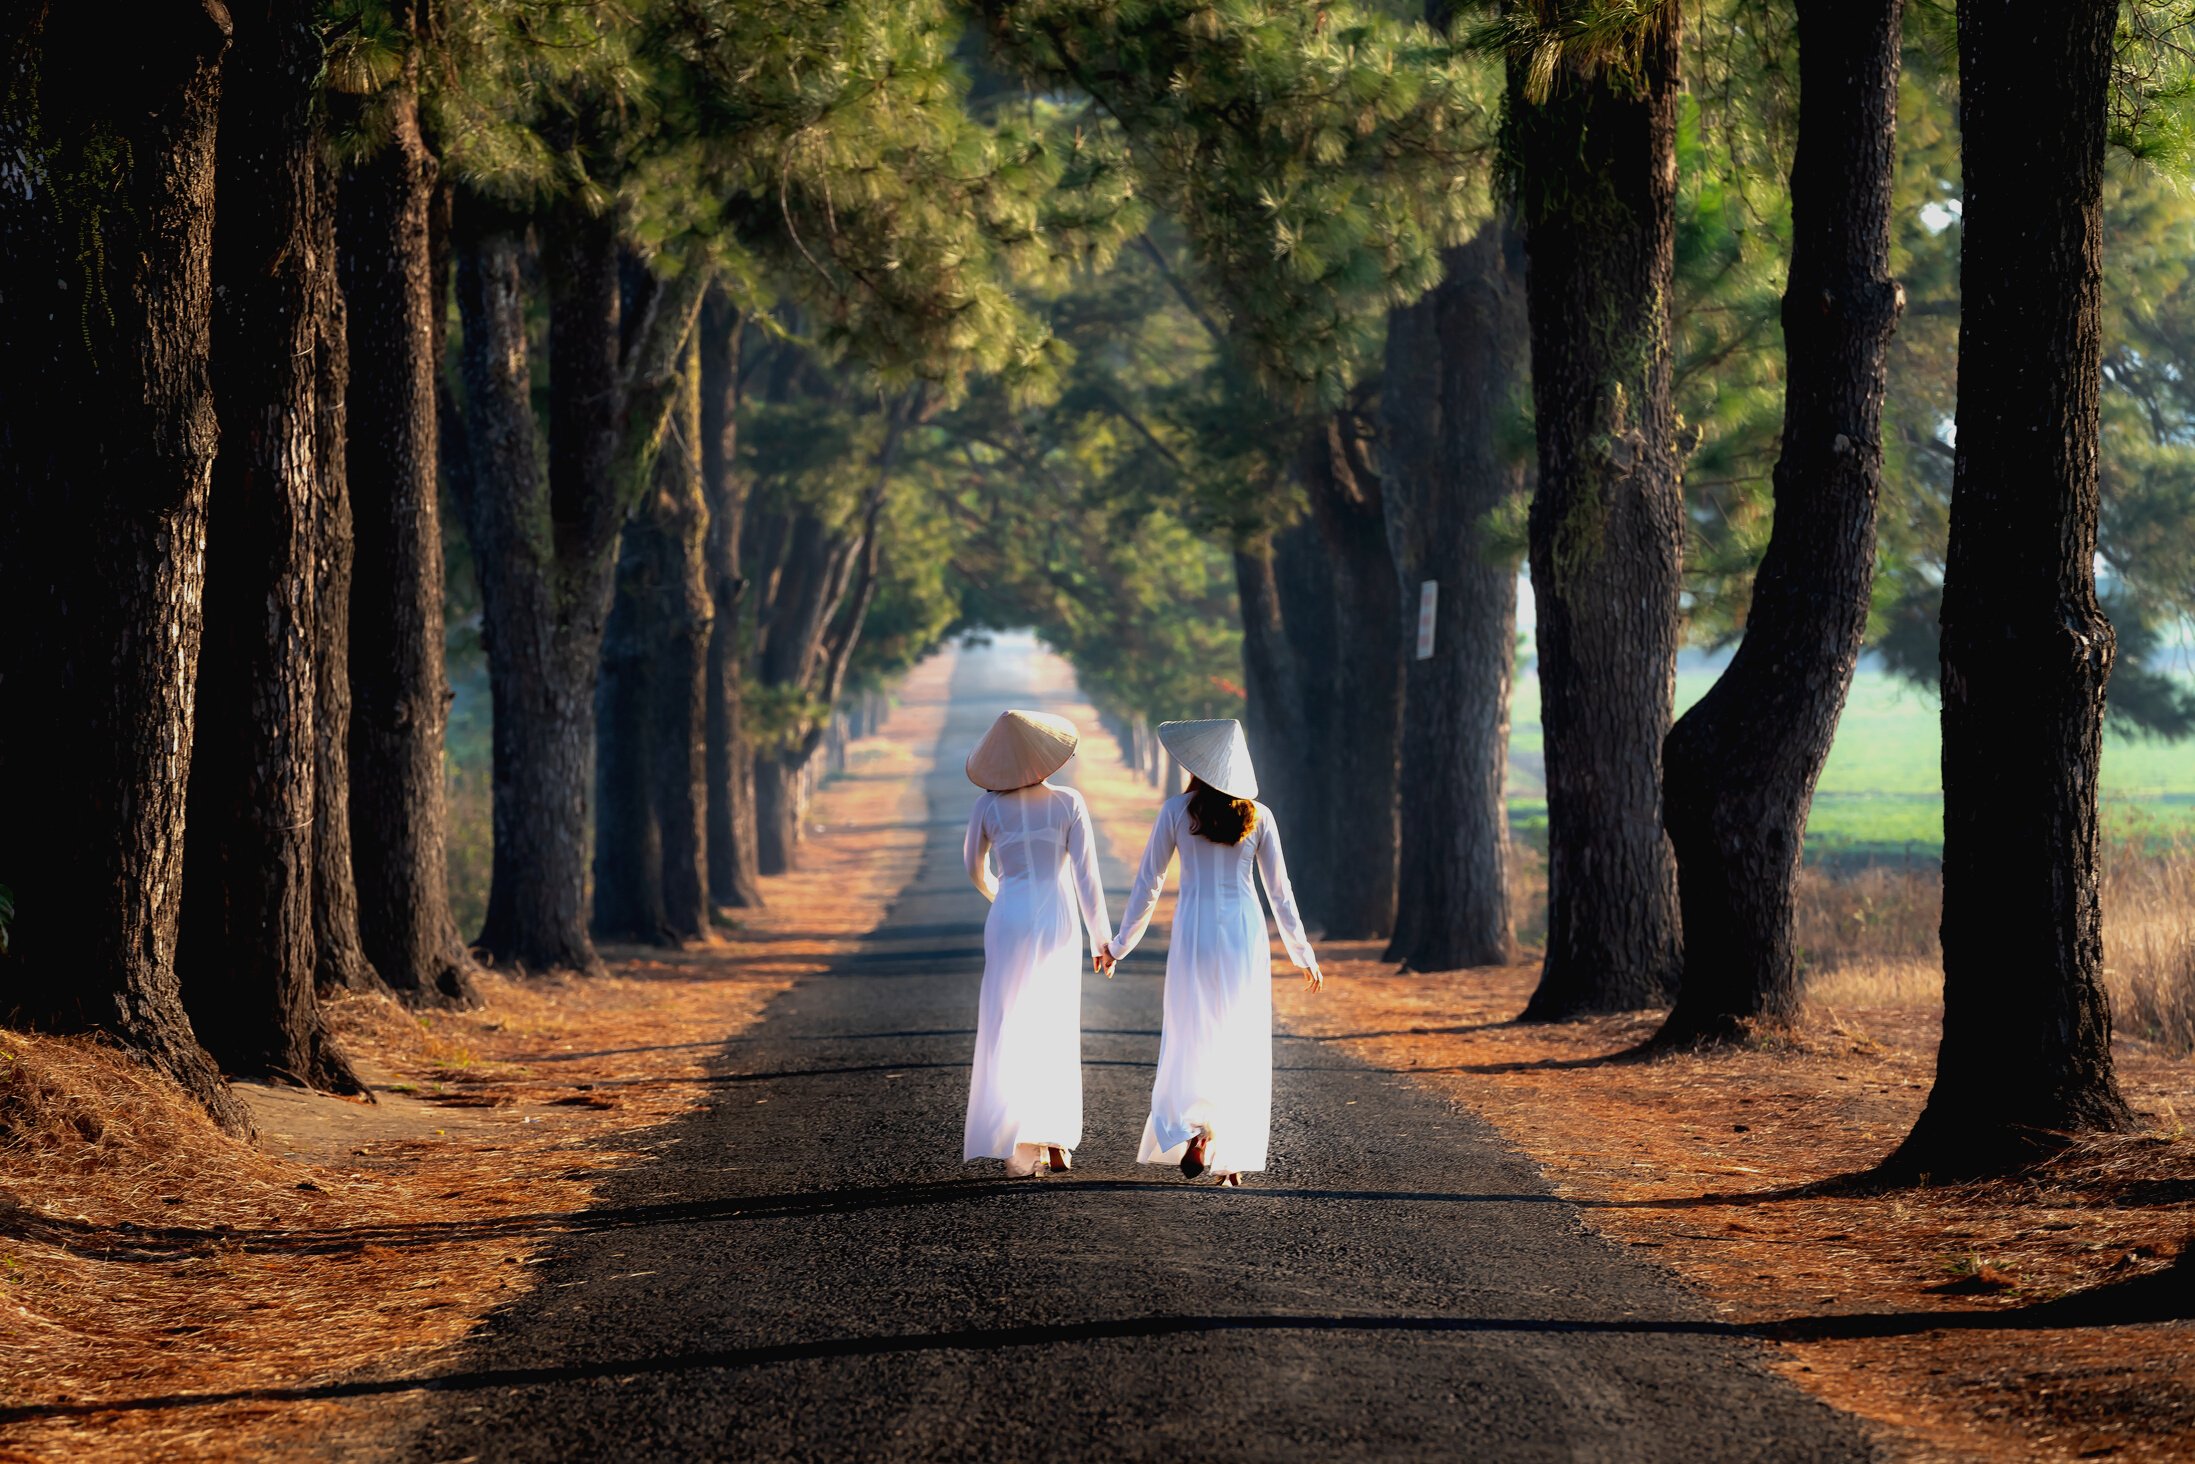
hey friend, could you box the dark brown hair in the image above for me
[1184,775,1257,846]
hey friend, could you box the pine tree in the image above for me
[1654,0,1906,1046]
[1886,0,2135,1177]
[0,0,250,1129]
[1493,2,1688,1019]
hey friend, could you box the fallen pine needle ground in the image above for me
[0,657,955,1461]
[1270,959,2195,1462]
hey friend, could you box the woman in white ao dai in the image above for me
[960,711,1112,1178]
[1103,719,1320,1186]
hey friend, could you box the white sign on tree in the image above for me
[1415,580,1438,660]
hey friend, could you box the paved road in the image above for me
[407,641,1875,1462]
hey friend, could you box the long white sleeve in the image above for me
[1109,799,1179,959]
[1255,807,1318,970]
[964,794,998,903]
[1064,790,1113,958]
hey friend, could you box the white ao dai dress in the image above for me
[962,782,1112,1162]
[1110,795,1317,1175]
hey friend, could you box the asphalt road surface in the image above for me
[406,639,1876,1462]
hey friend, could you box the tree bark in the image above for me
[1234,538,1315,864]
[749,409,899,876]
[1292,412,1402,941]
[0,0,247,1130]
[1656,0,1905,1047]
[702,291,765,910]
[1509,8,1687,1019]
[650,336,714,940]
[1269,515,1341,926]
[594,332,714,944]
[454,196,704,974]
[179,0,363,1094]
[309,143,383,998]
[336,2,479,1007]
[1886,0,2133,1175]
[1380,219,1528,972]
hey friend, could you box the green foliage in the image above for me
[978,0,1496,407]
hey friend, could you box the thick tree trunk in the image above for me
[1510,9,1687,1019]
[1293,413,1402,940]
[592,562,670,942]
[701,291,765,910]
[1380,220,1529,972]
[455,207,610,976]
[1656,0,1905,1047]
[0,0,247,1131]
[179,0,362,1094]
[309,146,382,998]
[593,334,713,944]
[1270,517,1341,926]
[649,337,714,940]
[454,198,704,974]
[336,7,479,1008]
[1887,0,2132,1175]
[1234,539,1315,853]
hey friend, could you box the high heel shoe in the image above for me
[1046,1146,1071,1172]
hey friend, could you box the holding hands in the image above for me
[1093,940,1119,979]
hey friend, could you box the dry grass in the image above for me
[1795,827,2195,1052]
[0,654,958,1461]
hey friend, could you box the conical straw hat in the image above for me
[1157,718,1258,801]
[966,709,1080,791]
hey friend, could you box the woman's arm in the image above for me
[963,795,999,903]
[1107,799,1178,960]
[1064,790,1113,959]
[1254,807,1320,978]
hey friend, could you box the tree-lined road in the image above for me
[406,642,1874,1461]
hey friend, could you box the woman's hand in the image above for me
[1298,961,1323,992]
[1093,941,1118,978]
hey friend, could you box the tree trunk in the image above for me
[1235,539,1315,859]
[453,197,704,974]
[310,146,382,998]
[336,3,479,1008]
[593,333,713,944]
[1656,0,1905,1046]
[455,207,609,975]
[1380,219,1529,972]
[748,410,898,876]
[754,757,800,875]
[1270,516,1341,926]
[1292,412,1402,941]
[1510,8,1687,1020]
[651,335,714,939]
[701,290,765,910]
[592,546,670,942]
[179,0,362,1094]
[1886,0,2132,1175]
[0,0,247,1131]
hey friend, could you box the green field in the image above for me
[1508,665,2195,860]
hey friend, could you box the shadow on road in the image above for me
[10,1275,2189,1427]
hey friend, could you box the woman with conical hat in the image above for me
[1102,719,1321,1186]
[962,709,1114,1178]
